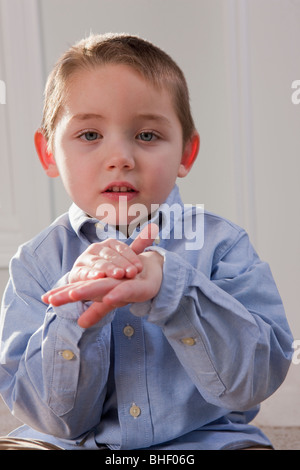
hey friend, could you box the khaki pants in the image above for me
[0,437,64,450]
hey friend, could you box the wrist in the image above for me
[140,250,164,271]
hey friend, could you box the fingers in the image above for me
[100,239,143,274]
[69,265,107,283]
[68,277,121,303]
[130,223,159,254]
[41,284,72,305]
[98,224,158,276]
[69,223,159,283]
[96,244,142,277]
[69,239,143,283]
[42,282,83,306]
[42,278,121,306]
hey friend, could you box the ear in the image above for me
[178,132,200,178]
[34,129,59,178]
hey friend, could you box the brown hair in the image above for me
[41,33,196,150]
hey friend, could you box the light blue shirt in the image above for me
[0,185,293,450]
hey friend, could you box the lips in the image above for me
[103,182,138,193]
[102,182,138,200]
[106,186,135,193]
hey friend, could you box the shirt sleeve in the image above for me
[131,229,294,410]
[0,246,114,439]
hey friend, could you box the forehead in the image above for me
[62,64,177,119]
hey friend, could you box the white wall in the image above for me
[0,0,299,426]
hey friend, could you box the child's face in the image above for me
[45,64,198,226]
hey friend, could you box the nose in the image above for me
[104,139,135,171]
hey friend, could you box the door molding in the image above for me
[0,0,51,266]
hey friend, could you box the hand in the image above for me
[42,223,163,328]
[42,223,158,305]
[43,251,164,328]
[67,223,159,282]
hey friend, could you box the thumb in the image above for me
[130,223,159,255]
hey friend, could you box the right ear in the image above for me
[34,129,59,177]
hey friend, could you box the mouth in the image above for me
[102,182,138,200]
[105,186,136,193]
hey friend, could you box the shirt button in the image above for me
[181,337,196,346]
[123,325,135,338]
[60,349,75,360]
[129,404,141,418]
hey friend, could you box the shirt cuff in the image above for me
[130,248,189,321]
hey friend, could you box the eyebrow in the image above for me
[70,113,104,122]
[136,113,172,126]
[69,112,172,127]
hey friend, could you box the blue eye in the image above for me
[80,131,100,141]
[137,132,157,142]
[83,131,99,142]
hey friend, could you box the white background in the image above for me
[0,0,299,426]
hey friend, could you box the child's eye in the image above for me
[79,131,101,141]
[136,132,158,142]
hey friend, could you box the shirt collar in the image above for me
[68,184,184,245]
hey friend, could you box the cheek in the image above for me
[144,164,179,203]
[152,157,181,182]
[54,153,87,196]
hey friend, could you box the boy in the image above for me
[0,33,293,450]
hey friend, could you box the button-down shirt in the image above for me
[0,185,293,449]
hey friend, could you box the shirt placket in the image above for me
[112,306,153,449]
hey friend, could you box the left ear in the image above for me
[178,132,200,178]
